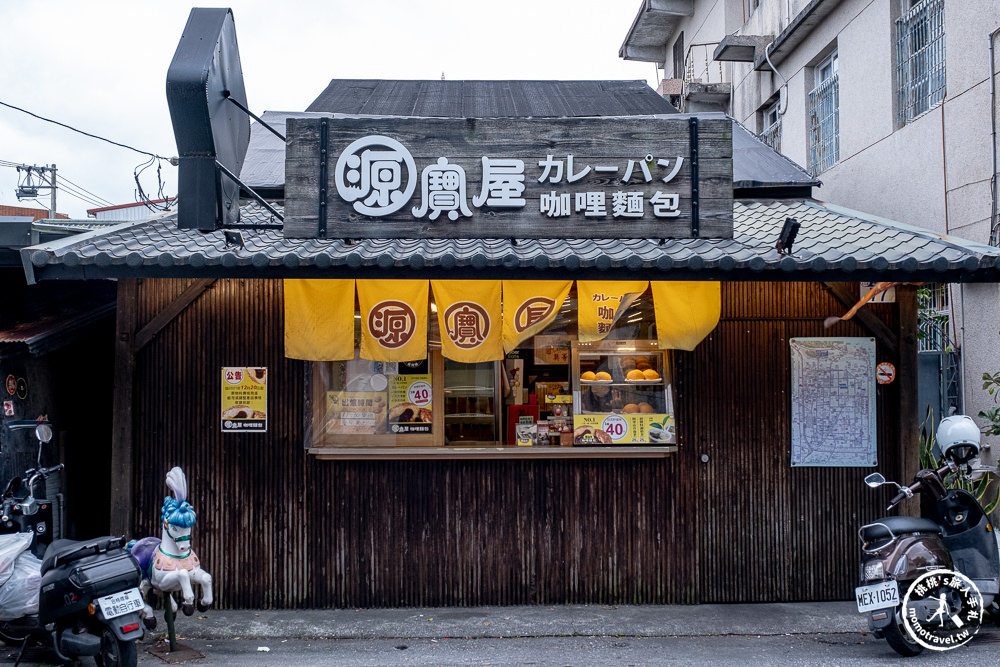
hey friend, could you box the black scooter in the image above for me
[0,420,144,666]
[857,415,1000,656]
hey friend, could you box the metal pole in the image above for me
[49,164,57,218]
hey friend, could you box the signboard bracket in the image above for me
[689,117,700,238]
[318,118,329,239]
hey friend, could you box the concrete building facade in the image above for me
[622,0,1000,445]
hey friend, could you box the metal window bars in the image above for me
[896,0,946,125]
[684,43,727,85]
[808,72,840,175]
[758,117,782,152]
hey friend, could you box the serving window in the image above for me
[304,286,687,459]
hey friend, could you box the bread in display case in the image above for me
[571,340,675,446]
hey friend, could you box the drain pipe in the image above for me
[990,26,1000,246]
[764,41,788,115]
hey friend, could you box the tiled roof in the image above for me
[21,200,1000,284]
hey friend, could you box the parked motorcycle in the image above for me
[1,420,64,558]
[857,414,1000,656]
[0,420,144,666]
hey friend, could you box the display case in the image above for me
[571,340,675,447]
[443,360,502,444]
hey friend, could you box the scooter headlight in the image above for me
[864,560,885,581]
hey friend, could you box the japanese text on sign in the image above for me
[335,136,684,222]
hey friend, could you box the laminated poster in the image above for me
[572,413,674,445]
[221,367,267,433]
[325,391,387,435]
[387,374,433,434]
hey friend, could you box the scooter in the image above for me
[0,420,144,666]
[1,417,64,558]
[857,414,1000,656]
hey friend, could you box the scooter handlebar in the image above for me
[887,479,920,510]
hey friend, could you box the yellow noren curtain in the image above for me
[651,281,721,351]
[283,279,355,360]
[432,280,504,362]
[576,280,649,342]
[357,279,428,362]
[502,280,572,353]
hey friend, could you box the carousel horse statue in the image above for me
[128,467,213,628]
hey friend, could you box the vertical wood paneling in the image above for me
[129,278,899,607]
[678,282,897,602]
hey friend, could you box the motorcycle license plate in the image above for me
[96,588,144,619]
[855,580,900,613]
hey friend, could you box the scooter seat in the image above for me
[40,536,123,575]
[861,517,942,541]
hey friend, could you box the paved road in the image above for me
[5,627,1000,666]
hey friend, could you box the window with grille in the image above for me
[896,0,945,125]
[758,100,781,152]
[808,52,839,175]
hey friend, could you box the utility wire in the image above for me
[58,173,114,207]
[54,182,106,209]
[0,100,174,161]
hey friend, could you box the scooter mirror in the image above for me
[864,473,886,488]
[35,423,53,444]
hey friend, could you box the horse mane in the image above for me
[161,466,196,527]
[162,496,197,528]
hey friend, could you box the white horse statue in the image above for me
[128,467,213,628]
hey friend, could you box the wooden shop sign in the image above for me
[284,116,732,239]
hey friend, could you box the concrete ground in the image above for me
[165,601,866,640]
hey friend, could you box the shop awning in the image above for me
[20,198,1000,284]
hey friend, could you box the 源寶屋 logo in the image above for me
[335,135,417,216]
[443,301,490,349]
[902,569,983,651]
[368,300,417,349]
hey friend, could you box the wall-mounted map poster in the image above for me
[790,338,876,466]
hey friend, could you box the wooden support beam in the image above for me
[110,278,216,534]
[897,285,921,487]
[110,279,138,536]
[133,279,216,352]
[821,282,898,355]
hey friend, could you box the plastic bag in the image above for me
[0,533,33,587]
[0,551,41,620]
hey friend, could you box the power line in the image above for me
[58,173,114,207]
[0,99,175,161]
[53,181,106,209]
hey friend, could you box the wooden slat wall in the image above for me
[128,278,898,607]
[677,282,898,602]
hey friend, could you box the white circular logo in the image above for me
[407,381,432,407]
[600,414,628,441]
[335,135,417,216]
[902,569,983,651]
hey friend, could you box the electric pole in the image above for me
[15,163,57,218]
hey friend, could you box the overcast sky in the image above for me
[0,0,658,218]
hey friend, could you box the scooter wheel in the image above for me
[95,628,137,667]
[884,610,924,657]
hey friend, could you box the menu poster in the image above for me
[325,391,387,435]
[572,413,674,445]
[221,367,267,433]
[388,374,433,434]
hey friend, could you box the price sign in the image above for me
[600,414,629,442]
[407,380,432,406]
